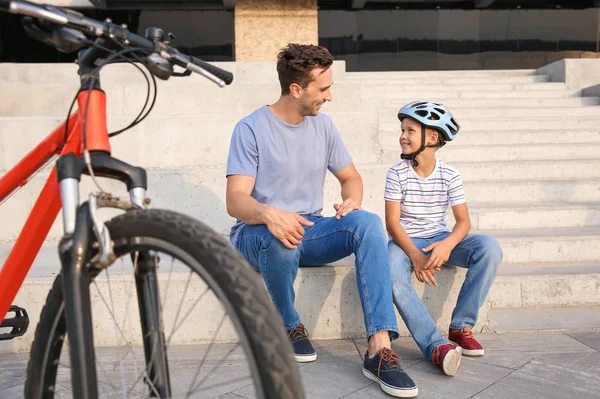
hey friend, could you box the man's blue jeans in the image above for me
[234,210,399,340]
[389,232,502,359]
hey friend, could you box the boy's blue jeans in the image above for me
[234,210,400,340]
[389,232,502,360]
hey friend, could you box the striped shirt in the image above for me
[384,159,466,238]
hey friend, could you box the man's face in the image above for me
[298,67,333,117]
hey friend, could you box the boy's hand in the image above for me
[333,199,361,219]
[410,252,433,282]
[418,269,438,286]
[423,240,454,270]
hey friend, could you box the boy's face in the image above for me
[298,67,333,117]
[400,117,423,154]
[400,117,439,154]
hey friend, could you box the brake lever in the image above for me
[172,69,192,77]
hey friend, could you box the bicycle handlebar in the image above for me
[8,0,233,86]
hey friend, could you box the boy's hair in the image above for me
[276,44,334,96]
[425,127,445,147]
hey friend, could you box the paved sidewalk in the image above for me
[1,330,599,398]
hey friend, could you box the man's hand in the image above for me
[333,198,361,219]
[264,206,314,249]
[422,240,454,270]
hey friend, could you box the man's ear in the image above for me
[290,83,302,99]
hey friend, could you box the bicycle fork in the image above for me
[57,151,171,398]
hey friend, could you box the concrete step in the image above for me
[379,106,600,121]
[366,97,600,110]
[0,258,491,353]
[466,202,600,230]
[343,69,538,79]
[357,160,600,184]
[382,143,600,163]
[2,161,597,241]
[380,117,600,132]
[381,143,600,164]
[1,243,597,353]
[3,114,600,172]
[0,61,347,85]
[491,263,600,309]
[364,83,569,95]
[497,261,600,276]
[411,129,600,146]
[367,89,579,99]
[342,75,551,84]
[491,306,600,333]
[3,81,594,117]
[483,227,600,265]
[461,180,600,204]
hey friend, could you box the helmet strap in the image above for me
[400,125,428,167]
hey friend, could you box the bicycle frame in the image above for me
[0,90,111,322]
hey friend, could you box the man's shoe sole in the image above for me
[449,341,484,356]
[442,346,462,376]
[295,353,317,362]
[362,368,419,398]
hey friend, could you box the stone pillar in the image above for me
[234,0,318,61]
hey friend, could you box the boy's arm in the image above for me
[385,201,435,284]
[423,202,471,269]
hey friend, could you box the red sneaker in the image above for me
[431,344,462,376]
[449,326,484,356]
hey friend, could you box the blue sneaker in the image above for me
[363,348,418,398]
[287,323,317,362]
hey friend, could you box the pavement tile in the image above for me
[566,331,600,351]
[473,359,600,399]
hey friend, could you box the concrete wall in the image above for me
[537,58,600,91]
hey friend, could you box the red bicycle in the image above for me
[0,2,304,398]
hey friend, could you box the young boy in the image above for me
[384,101,503,376]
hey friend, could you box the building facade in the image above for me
[1,0,599,70]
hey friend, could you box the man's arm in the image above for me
[226,175,314,249]
[332,162,363,219]
[226,175,268,225]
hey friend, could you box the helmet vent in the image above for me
[415,110,429,117]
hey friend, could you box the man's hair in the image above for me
[276,44,334,96]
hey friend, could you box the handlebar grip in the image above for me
[126,32,155,51]
[190,57,233,86]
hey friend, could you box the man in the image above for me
[226,44,418,397]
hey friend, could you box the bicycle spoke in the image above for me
[119,255,138,335]
[161,256,176,311]
[191,341,242,394]
[95,356,122,395]
[186,311,227,398]
[92,280,137,367]
[167,269,193,345]
[190,375,251,394]
[171,284,211,340]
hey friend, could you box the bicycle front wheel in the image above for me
[24,209,304,398]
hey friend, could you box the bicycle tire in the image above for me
[24,208,305,399]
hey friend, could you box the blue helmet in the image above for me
[398,101,460,142]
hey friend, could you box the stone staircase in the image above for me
[1,61,599,352]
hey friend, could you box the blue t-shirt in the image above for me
[226,105,353,245]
